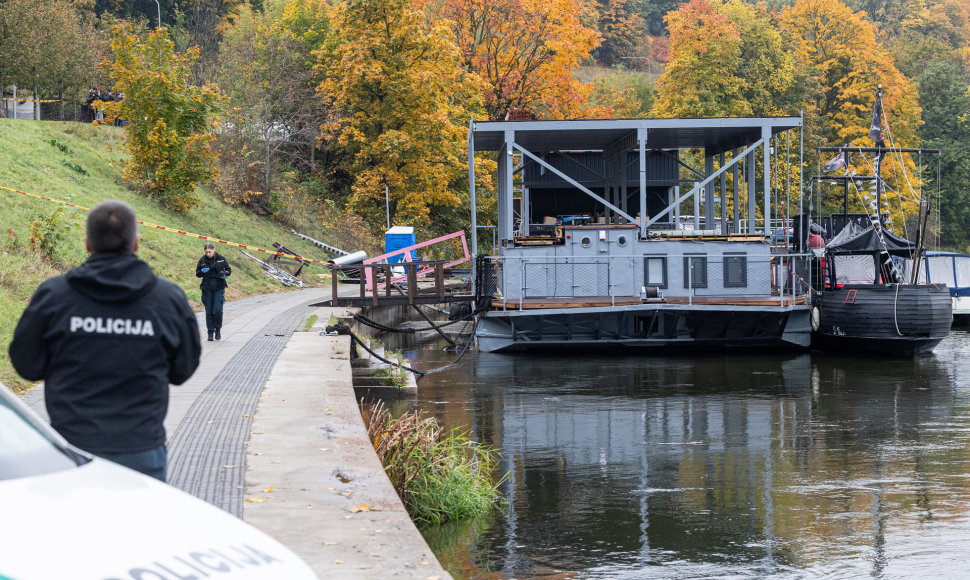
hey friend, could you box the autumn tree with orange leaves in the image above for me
[780,0,921,150]
[781,0,923,227]
[422,0,604,119]
[654,0,804,118]
[653,0,813,228]
[319,0,487,232]
[654,0,745,117]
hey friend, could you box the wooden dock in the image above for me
[320,261,475,308]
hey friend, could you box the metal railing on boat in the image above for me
[481,253,813,311]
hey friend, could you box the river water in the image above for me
[384,330,970,579]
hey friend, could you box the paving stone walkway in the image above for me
[167,300,312,516]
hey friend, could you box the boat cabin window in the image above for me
[955,256,970,288]
[644,256,667,289]
[684,255,708,289]
[835,255,875,285]
[724,253,747,288]
[927,256,957,287]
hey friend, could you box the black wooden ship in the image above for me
[810,88,951,356]
[812,223,951,356]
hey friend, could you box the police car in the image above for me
[0,383,318,580]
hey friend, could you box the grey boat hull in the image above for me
[476,303,811,353]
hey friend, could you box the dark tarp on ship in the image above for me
[825,221,916,257]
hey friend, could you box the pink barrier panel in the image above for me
[364,230,470,290]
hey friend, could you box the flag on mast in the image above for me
[822,151,845,173]
[869,93,884,146]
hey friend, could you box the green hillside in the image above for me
[0,119,353,392]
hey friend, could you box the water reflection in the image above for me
[394,332,970,578]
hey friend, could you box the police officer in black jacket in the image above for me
[8,200,201,481]
[196,242,231,341]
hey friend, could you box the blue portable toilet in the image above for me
[385,226,416,264]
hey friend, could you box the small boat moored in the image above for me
[810,87,951,356]
[908,251,970,325]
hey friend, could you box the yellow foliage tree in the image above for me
[594,0,647,65]
[99,23,223,212]
[319,0,487,233]
[781,0,921,148]
[654,0,803,118]
[654,0,745,117]
[781,0,923,227]
[653,0,810,226]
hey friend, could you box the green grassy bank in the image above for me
[0,119,352,393]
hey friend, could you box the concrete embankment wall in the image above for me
[244,306,449,580]
[354,304,411,338]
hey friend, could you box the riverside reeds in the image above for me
[363,401,504,525]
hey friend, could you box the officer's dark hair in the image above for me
[87,200,138,253]
[204,242,215,250]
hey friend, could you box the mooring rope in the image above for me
[351,310,476,334]
[417,318,478,379]
[894,282,903,336]
[352,313,415,334]
[326,315,479,380]
[350,334,427,377]
[325,321,426,377]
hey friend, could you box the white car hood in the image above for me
[0,457,317,580]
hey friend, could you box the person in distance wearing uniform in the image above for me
[9,200,201,481]
[196,242,231,341]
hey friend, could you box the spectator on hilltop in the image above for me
[82,86,99,123]
[114,92,126,127]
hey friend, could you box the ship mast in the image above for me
[818,86,942,284]
[872,85,885,229]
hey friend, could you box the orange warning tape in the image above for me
[0,184,328,265]
[2,97,61,103]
